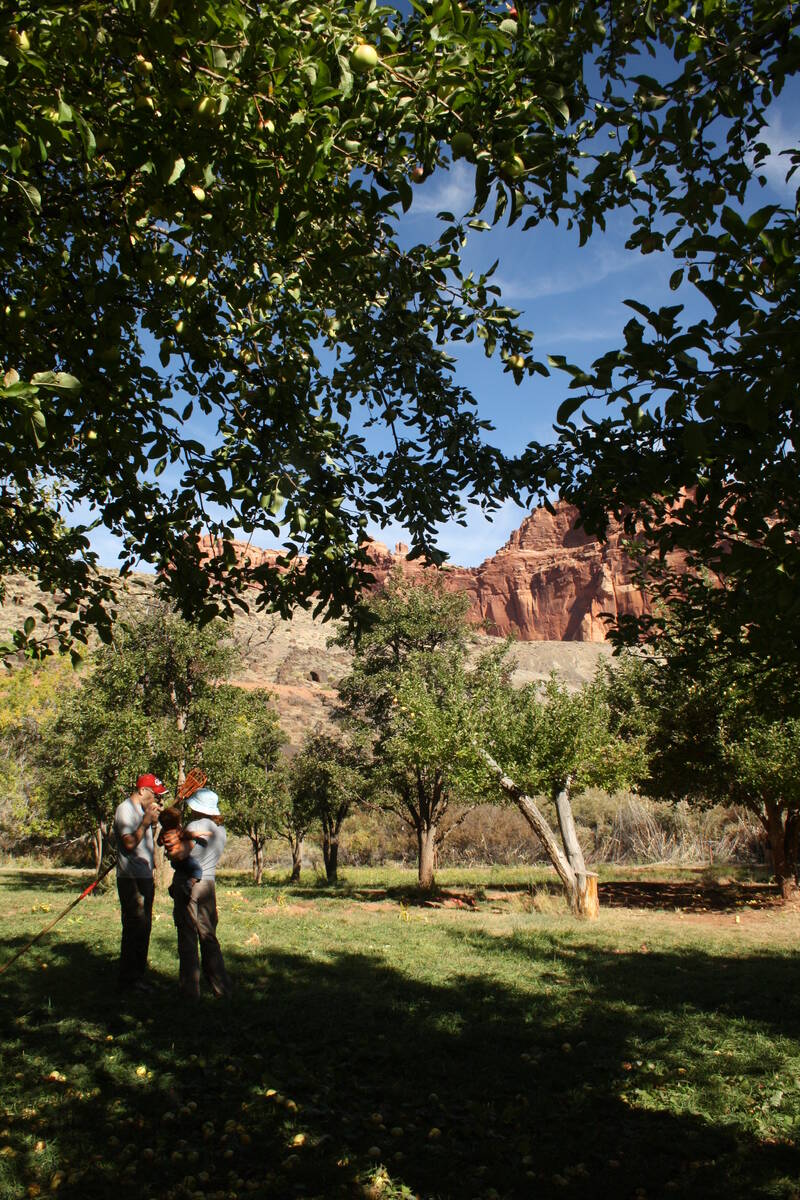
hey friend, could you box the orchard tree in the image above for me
[291,730,369,883]
[479,674,647,915]
[530,1,800,660]
[1,0,543,653]
[37,677,153,871]
[0,657,79,846]
[283,764,319,884]
[604,613,800,898]
[107,606,239,781]
[336,574,497,890]
[4,1,796,656]
[36,607,237,862]
[202,685,286,884]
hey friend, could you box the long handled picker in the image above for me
[176,767,207,803]
[0,859,117,978]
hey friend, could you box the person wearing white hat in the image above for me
[171,786,231,998]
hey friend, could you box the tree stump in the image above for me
[577,872,599,919]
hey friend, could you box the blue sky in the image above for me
[360,93,799,564]
[83,39,800,572]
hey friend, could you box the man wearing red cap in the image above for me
[113,773,167,992]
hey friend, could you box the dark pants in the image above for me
[172,878,231,998]
[117,876,154,985]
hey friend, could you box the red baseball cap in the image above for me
[136,773,168,796]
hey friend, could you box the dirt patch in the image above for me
[598,879,783,913]
[257,902,315,916]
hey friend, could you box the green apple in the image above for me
[450,131,474,160]
[351,43,379,72]
[195,95,218,122]
[503,154,526,180]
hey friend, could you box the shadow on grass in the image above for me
[3,868,784,914]
[598,878,781,913]
[0,869,105,894]
[2,927,799,1200]
[217,868,787,915]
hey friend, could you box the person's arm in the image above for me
[162,828,196,861]
[120,802,159,852]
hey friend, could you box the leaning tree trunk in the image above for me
[417,823,437,891]
[481,750,598,917]
[289,835,303,883]
[763,801,799,899]
[553,778,598,918]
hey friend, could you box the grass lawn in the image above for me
[1,865,799,1200]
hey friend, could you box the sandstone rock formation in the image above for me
[199,502,648,642]
[363,502,647,642]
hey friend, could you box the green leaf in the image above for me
[18,180,42,210]
[166,156,186,185]
[31,371,81,392]
[556,396,583,424]
[746,204,778,234]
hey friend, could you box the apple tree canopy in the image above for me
[1,0,798,653]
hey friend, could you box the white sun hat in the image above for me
[186,788,220,816]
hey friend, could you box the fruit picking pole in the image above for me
[0,858,118,978]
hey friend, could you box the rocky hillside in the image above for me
[1,564,613,746]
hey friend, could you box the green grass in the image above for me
[1,867,799,1200]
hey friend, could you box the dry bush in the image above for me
[338,809,411,866]
[438,805,545,866]
[593,797,767,865]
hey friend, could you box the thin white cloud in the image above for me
[536,322,626,345]
[408,161,474,217]
[754,111,800,196]
[494,244,635,302]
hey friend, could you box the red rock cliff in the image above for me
[363,504,647,642]
[200,502,649,642]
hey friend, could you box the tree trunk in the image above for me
[553,779,597,916]
[577,872,600,918]
[154,832,174,894]
[91,825,103,876]
[418,823,437,891]
[323,833,339,883]
[786,810,800,888]
[289,836,303,883]
[763,801,799,898]
[251,834,264,885]
[481,749,598,917]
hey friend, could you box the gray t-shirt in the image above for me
[185,817,226,880]
[114,798,155,878]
